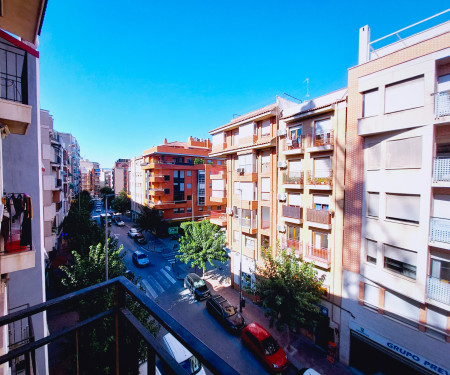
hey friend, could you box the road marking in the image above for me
[147,275,164,293]
[160,269,176,284]
[162,251,178,264]
[154,272,171,289]
[142,280,158,298]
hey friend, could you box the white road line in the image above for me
[154,272,170,289]
[160,269,176,284]
[147,275,164,293]
[142,280,158,298]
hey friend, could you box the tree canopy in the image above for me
[248,246,325,332]
[176,220,228,275]
[135,206,162,235]
[112,189,131,213]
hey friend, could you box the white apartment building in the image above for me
[129,156,144,221]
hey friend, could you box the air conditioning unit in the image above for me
[226,207,233,215]
[277,193,286,201]
[277,224,286,233]
[277,129,286,136]
[236,168,245,174]
[277,161,287,169]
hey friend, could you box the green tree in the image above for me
[135,206,161,235]
[100,186,115,210]
[100,186,114,197]
[112,189,131,213]
[193,157,204,164]
[176,220,228,275]
[248,246,325,335]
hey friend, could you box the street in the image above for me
[92,205,298,375]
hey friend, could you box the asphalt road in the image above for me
[92,205,296,375]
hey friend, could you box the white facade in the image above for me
[129,156,144,220]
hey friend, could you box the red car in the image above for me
[241,322,289,373]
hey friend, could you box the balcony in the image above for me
[432,158,450,187]
[261,162,271,173]
[210,210,227,226]
[211,142,228,153]
[282,171,304,189]
[305,208,332,229]
[233,217,257,234]
[283,136,305,155]
[427,276,450,306]
[149,188,164,197]
[429,217,450,249]
[51,155,61,166]
[55,178,62,189]
[210,167,226,179]
[0,248,35,274]
[149,174,164,183]
[0,277,238,375]
[282,205,303,224]
[307,130,334,152]
[304,244,331,268]
[307,170,333,190]
[282,237,303,258]
[50,133,61,146]
[0,42,31,135]
[210,189,227,204]
[238,134,258,145]
[234,167,257,182]
[434,90,450,118]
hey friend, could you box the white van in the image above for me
[162,333,206,375]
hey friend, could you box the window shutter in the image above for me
[288,193,301,206]
[363,89,379,117]
[385,76,424,113]
[385,194,420,222]
[261,120,271,136]
[384,244,417,266]
[261,178,270,192]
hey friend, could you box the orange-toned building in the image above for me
[141,137,226,229]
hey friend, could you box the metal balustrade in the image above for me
[433,158,450,183]
[282,171,304,185]
[283,238,303,257]
[434,90,450,117]
[0,42,27,104]
[305,244,331,266]
[429,217,450,244]
[306,208,332,225]
[427,276,450,305]
[282,205,302,219]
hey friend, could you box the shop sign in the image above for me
[350,322,449,375]
[168,227,178,235]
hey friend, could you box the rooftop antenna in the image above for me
[282,93,302,103]
[233,114,240,118]
[303,78,310,98]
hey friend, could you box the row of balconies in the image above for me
[283,131,334,155]
[282,171,333,189]
[281,239,331,268]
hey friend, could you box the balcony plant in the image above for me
[194,158,205,165]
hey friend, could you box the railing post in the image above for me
[114,282,126,375]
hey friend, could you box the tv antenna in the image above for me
[303,78,310,98]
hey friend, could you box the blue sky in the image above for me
[38,1,447,168]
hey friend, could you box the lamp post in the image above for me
[104,193,115,281]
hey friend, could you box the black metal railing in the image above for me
[0,42,28,104]
[0,277,238,375]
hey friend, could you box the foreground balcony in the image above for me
[305,208,332,229]
[429,217,450,249]
[0,277,237,375]
[432,158,450,186]
[209,210,227,226]
[427,276,450,306]
[434,90,450,118]
[0,248,35,274]
[304,244,331,268]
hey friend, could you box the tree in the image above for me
[100,186,115,210]
[100,186,114,197]
[135,206,162,235]
[248,245,325,335]
[112,189,131,213]
[176,220,228,275]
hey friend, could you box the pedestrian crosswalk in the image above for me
[142,266,177,299]
[162,251,179,264]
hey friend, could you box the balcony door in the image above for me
[314,118,331,146]
[313,231,328,250]
[289,125,302,147]
[314,195,330,211]
[314,157,331,178]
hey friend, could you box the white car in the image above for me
[162,333,206,375]
[127,228,139,238]
[116,220,125,227]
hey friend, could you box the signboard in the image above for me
[168,227,178,235]
[350,322,449,375]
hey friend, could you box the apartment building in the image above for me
[130,156,144,221]
[277,89,347,349]
[140,137,225,231]
[341,15,450,374]
[100,168,112,189]
[59,132,81,197]
[113,158,130,194]
[80,159,100,196]
[0,2,49,374]
[209,104,278,295]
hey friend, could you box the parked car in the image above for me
[134,234,147,244]
[298,369,321,375]
[115,219,125,226]
[183,273,210,300]
[206,294,245,334]
[162,333,206,375]
[132,251,149,267]
[128,228,139,238]
[241,322,289,373]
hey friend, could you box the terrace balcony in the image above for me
[209,210,227,226]
[434,90,450,118]
[432,158,450,187]
[307,170,333,190]
[307,130,334,153]
[0,277,237,375]
[427,276,450,306]
[429,217,450,250]
[305,208,332,230]
[282,171,304,189]
[304,244,331,269]
[282,205,303,224]
[283,136,305,155]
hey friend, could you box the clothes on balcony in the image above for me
[2,193,32,251]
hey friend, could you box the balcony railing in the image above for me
[429,217,450,244]
[307,170,333,186]
[283,238,303,257]
[427,276,450,305]
[55,179,62,188]
[210,210,226,221]
[432,158,450,183]
[305,244,331,266]
[434,90,450,117]
[283,171,304,185]
[0,42,27,104]
[312,130,333,147]
[285,136,305,151]
[0,277,238,375]
[282,205,303,219]
[234,217,257,229]
[306,208,332,225]
[261,220,270,229]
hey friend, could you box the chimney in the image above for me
[164,138,168,144]
[358,25,371,65]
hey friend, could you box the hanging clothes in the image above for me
[12,194,24,222]
[20,216,31,247]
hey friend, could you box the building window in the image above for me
[261,119,271,136]
[261,235,270,249]
[366,141,381,170]
[386,137,422,169]
[233,206,239,218]
[313,195,329,211]
[383,244,417,279]
[363,283,379,308]
[173,170,185,201]
[367,192,379,218]
[207,206,212,211]
[164,175,170,181]
[385,194,420,224]
[164,189,170,194]
[187,207,192,213]
[261,151,271,172]
[314,118,332,146]
[187,195,192,200]
[366,239,377,264]
[385,75,424,113]
[187,171,192,177]
[362,89,378,117]
[199,206,204,211]
[187,183,192,189]
[245,236,255,249]
[173,208,179,214]
[186,158,192,164]
[179,208,185,213]
[430,258,450,283]
[217,160,222,165]
[384,291,420,328]
[261,206,270,229]
[238,153,256,173]
[233,230,239,243]
[217,205,221,210]
[261,178,270,201]
[198,197,205,205]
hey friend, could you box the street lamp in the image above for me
[104,193,115,281]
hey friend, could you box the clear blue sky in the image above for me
[38,1,447,168]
